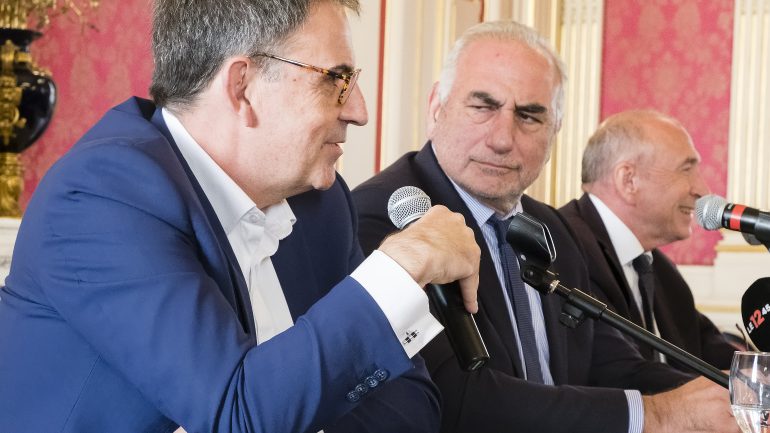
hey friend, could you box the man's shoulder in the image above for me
[521,195,572,235]
[355,150,422,190]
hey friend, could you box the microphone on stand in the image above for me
[387,186,489,371]
[695,195,770,248]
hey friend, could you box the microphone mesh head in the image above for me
[387,186,431,229]
[694,194,727,230]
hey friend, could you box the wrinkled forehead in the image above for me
[453,38,559,106]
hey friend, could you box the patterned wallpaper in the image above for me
[21,0,153,208]
[601,0,735,265]
[17,0,735,265]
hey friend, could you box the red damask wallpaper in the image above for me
[20,1,734,266]
[601,0,734,265]
[22,0,153,208]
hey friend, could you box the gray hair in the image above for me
[581,109,687,184]
[437,20,567,127]
[150,0,360,110]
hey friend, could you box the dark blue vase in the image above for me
[0,27,56,154]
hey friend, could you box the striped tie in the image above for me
[489,217,544,383]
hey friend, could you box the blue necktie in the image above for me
[489,217,544,383]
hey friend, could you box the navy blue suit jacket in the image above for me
[559,194,735,370]
[352,144,692,433]
[0,98,438,433]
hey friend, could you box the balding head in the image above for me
[580,109,709,250]
[582,110,690,186]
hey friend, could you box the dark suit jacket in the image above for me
[0,98,438,433]
[352,144,692,433]
[559,193,735,370]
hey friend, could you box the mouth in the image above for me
[473,159,520,172]
[679,205,695,216]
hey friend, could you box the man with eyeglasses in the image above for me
[0,1,481,433]
[352,20,738,433]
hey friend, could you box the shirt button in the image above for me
[355,383,368,395]
[248,214,259,224]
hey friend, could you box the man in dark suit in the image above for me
[352,21,738,433]
[559,110,736,371]
[0,1,482,432]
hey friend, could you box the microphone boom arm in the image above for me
[508,212,729,389]
[521,264,728,388]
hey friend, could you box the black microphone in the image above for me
[741,278,770,351]
[387,186,489,371]
[695,195,770,246]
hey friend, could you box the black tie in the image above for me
[489,217,544,383]
[632,254,656,333]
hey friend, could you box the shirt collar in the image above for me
[448,177,522,228]
[161,108,295,234]
[588,193,646,265]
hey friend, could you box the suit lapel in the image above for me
[272,215,323,321]
[149,107,256,336]
[576,195,658,359]
[414,146,525,377]
[576,195,645,326]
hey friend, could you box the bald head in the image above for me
[580,109,709,250]
[581,110,690,187]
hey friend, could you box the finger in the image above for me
[457,272,479,314]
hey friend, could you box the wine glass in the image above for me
[731,351,770,433]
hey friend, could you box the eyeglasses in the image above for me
[254,53,361,105]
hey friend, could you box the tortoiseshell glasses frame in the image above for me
[254,53,361,105]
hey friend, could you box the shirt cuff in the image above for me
[624,390,644,433]
[351,250,444,358]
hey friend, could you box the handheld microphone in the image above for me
[741,278,770,351]
[695,195,770,246]
[387,186,489,371]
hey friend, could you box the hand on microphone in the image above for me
[378,205,481,313]
[642,376,738,433]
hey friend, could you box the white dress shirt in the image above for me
[588,194,662,342]
[162,109,442,357]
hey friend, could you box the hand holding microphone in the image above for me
[378,186,488,371]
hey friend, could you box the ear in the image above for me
[221,57,258,127]
[425,82,442,139]
[613,161,639,204]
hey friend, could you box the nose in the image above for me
[690,166,710,198]
[340,83,368,126]
[486,110,516,152]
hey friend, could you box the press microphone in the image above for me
[695,195,770,246]
[387,186,489,371]
[741,278,770,351]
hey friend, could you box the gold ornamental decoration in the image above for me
[0,0,99,217]
[1,40,28,147]
[0,0,100,30]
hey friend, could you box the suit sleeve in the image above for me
[19,142,417,433]
[325,176,441,433]
[697,312,737,369]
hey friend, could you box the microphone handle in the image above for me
[426,282,489,371]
